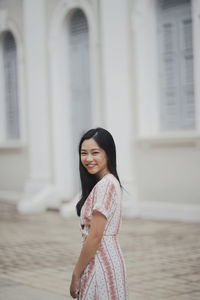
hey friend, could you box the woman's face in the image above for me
[80,138,109,179]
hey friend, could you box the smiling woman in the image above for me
[69,127,128,299]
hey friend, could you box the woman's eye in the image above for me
[93,152,99,155]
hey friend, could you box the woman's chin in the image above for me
[86,168,99,175]
[87,170,97,175]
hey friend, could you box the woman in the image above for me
[70,127,128,299]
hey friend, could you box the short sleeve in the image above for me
[93,178,117,219]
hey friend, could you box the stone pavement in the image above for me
[0,202,200,300]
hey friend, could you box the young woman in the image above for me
[70,127,128,299]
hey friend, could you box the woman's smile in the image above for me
[86,164,97,169]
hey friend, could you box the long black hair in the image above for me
[76,127,121,216]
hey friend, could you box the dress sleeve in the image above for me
[93,178,117,219]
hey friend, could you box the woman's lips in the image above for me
[87,164,97,168]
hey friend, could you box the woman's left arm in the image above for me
[70,210,107,298]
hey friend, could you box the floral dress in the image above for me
[79,173,128,300]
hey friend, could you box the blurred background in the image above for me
[0,0,200,221]
[0,1,200,299]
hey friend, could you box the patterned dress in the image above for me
[79,173,128,300]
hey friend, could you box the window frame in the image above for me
[157,0,195,131]
[0,28,26,149]
[132,0,200,146]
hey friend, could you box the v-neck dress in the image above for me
[79,173,128,300]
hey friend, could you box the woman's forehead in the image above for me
[81,138,100,150]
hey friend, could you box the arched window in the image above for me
[0,31,20,141]
[68,8,92,191]
[158,0,195,130]
[68,9,91,132]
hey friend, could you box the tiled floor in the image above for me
[0,202,200,300]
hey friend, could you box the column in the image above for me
[18,0,56,212]
[100,0,139,216]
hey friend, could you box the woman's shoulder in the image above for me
[96,173,120,190]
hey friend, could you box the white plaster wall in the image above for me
[0,0,29,197]
[100,0,139,216]
[0,150,29,193]
[135,145,200,205]
[100,0,134,178]
[131,0,200,220]
[0,0,23,30]
[22,0,55,197]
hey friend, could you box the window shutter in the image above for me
[69,9,91,130]
[159,0,191,10]
[3,32,20,139]
[159,19,180,130]
[158,0,195,130]
[68,10,91,191]
[179,17,195,128]
[70,9,88,37]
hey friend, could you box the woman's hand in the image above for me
[70,273,80,298]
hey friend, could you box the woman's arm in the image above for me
[74,210,107,276]
[70,211,107,298]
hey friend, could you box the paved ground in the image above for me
[0,202,200,300]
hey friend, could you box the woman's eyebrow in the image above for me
[81,148,100,151]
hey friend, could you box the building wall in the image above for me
[0,0,29,198]
[135,145,200,205]
[131,0,200,220]
[0,0,199,220]
[0,149,29,193]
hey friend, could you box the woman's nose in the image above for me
[86,154,93,161]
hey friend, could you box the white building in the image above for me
[0,0,200,221]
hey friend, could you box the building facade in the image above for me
[0,0,200,221]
